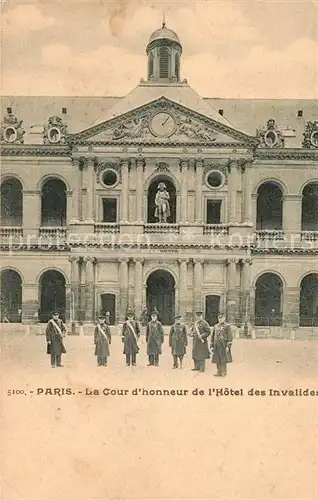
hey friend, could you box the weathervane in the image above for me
[162,11,166,28]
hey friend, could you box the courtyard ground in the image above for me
[1,331,318,500]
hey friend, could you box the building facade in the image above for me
[1,24,318,336]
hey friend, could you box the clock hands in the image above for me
[162,116,171,126]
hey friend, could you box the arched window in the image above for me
[257,182,283,230]
[41,179,67,227]
[175,52,180,80]
[146,270,175,325]
[39,270,66,323]
[148,52,154,79]
[255,273,283,326]
[301,182,318,231]
[300,273,318,326]
[159,47,169,78]
[1,269,22,323]
[0,178,23,226]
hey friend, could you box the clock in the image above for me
[150,112,176,138]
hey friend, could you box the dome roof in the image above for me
[148,24,181,45]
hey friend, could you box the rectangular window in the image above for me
[102,198,117,222]
[206,200,221,224]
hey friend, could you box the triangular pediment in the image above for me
[70,96,257,147]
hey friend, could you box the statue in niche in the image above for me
[154,182,171,223]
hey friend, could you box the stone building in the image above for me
[1,23,318,336]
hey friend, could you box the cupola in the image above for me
[146,21,182,82]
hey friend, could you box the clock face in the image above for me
[150,112,176,138]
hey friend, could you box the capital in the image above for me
[179,157,189,171]
[227,159,239,173]
[135,155,146,169]
[178,258,189,265]
[120,156,131,168]
[226,258,238,266]
[68,256,80,263]
[194,158,204,169]
[118,256,130,263]
[85,157,97,168]
[83,256,96,264]
[193,257,204,265]
[133,257,145,264]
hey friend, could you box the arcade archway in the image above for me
[300,273,318,326]
[39,270,66,323]
[41,178,67,227]
[301,182,318,231]
[255,273,283,326]
[147,176,176,223]
[1,178,23,227]
[146,269,175,325]
[256,182,283,230]
[1,269,22,322]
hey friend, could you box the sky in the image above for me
[2,0,318,98]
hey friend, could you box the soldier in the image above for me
[211,313,233,377]
[94,315,111,366]
[169,314,187,369]
[141,306,149,327]
[146,309,164,366]
[105,311,111,325]
[122,308,141,366]
[45,311,66,368]
[190,310,211,372]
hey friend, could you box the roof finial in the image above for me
[162,11,166,28]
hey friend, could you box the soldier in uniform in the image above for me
[146,309,164,366]
[169,314,187,369]
[94,315,111,366]
[122,308,141,366]
[45,311,66,368]
[190,310,211,372]
[211,313,233,377]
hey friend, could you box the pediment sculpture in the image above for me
[256,119,285,148]
[43,116,68,145]
[0,112,25,144]
[302,121,318,149]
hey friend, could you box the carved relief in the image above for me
[302,121,318,149]
[256,119,285,148]
[43,116,68,145]
[155,162,170,173]
[0,112,25,144]
[113,117,149,140]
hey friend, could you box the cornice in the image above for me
[254,149,318,161]
[1,144,71,157]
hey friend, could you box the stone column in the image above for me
[178,258,189,316]
[283,195,303,234]
[120,157,130,223]
[135,156,145,223]
[242,160,253,223]
[23,190,41,238]
[22,284,39,324]
[70,158,81,223]
[226,258,238,324]
[84,256,95,322]
[193,258,204,311]
[180,158,189,223]
[69,256,80,322]
[240,258,252,322]
[283,287,300,329]
[133,257,144,320]
[195,159,204,223]
[119,257,129,320]
[86,158,95,222]
[227,159,238,223]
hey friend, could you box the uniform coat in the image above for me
[94,324,111,358]
[146,320,164,355]
[169,323,187,356]
[211,322,233,364]
[122,319,140,355]
[46,319,66,355]
[191,319,211,361]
